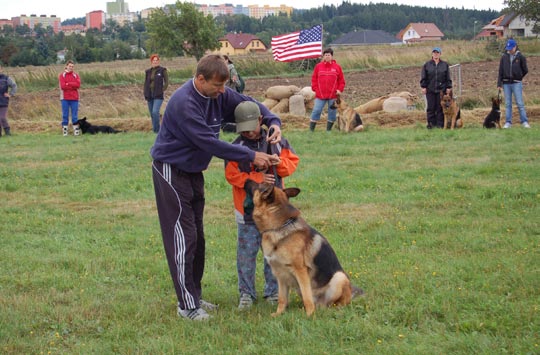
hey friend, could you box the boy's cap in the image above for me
[234,101,261,133]
[432,47,441,53]
[505,39,517,50]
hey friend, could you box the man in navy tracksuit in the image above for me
[150,54,282,321]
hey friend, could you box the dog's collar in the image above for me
[261,217,297,234]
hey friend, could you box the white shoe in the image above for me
[199,299,218,312]
[503,122,512,129]
[238,293,253,310]
[62,126,68,136]
[178,307,211,321]
[522,122,530,128]
[73,125,81,136]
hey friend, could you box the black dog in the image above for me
[77,117,122,134]
[483,97,502,129]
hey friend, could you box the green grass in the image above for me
[0,127,539,354]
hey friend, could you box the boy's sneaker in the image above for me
[522,122,530,128]
[178,307,211,321]
[199,299,218,312]
[62,126,68,136]
[265,293,279,305]
[238,293,253,310]
[503,122,512,129]
[73,125,81,136]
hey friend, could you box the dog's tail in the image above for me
[351,285,365,298]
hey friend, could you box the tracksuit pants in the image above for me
[152,161,206,311]
[425,92,444,128]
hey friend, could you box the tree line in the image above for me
[0,1,509,66]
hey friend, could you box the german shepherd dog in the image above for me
[330,94,364,132]
[483,96,502,129]
[440,91,463,129]
[77,117,123,134]
[244,180,363,316]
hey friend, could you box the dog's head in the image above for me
[330,94,347,111]
[77,117,90,130]
[244,180,300,230]
[440,93,455,111]
[491,96,501,110]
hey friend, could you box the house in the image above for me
[476,12,536,40]
[330,30,402,46]
[396,23,444,44]
[216,33,267,56]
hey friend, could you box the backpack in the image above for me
[236,73,245,94]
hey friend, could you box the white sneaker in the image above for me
[503,122,512,129]
[238,293,253,310]
[522,122,530,128]
[178,307,211,321]
[265,293,279,305]
[199,299,218,312]
[73,125,81,136]
[62,126,68,136]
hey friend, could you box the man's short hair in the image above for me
[323,48,334,56]
[196,54,229,82]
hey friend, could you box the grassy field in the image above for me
[0,125,538,354]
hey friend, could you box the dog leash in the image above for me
[267,127,280,186]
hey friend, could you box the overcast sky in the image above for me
[2,0,505,21]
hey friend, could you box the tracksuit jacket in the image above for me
[497,51,528,87]
[144,66,168,100]
[420,59,452,94]
[225,131,299,224]
[150,80,281,172]
[59,71,81,100]
[311,60,346,100]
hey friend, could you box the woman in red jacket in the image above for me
[59,60,81,136]
[309,48,346,132]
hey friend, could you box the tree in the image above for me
[505,0,540,34]
[145,1,221,60]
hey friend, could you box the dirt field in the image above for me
[9,57,540,133]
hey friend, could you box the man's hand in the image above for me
[267,124,281,144]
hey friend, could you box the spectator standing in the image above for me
[420,47,452,129]
[59,60,81,136]
[309,48,345,132]
[150,54,282,321]
[225,101,300,310]
[497,38,530,128]
[144,54,169,133]
[223,55,242,93]
[0,65,17,137]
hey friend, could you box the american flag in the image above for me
[271,25,323,62]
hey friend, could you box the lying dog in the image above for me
[440,91,463,129]
[245,180,363,316]
[330,95,364,132]
[483,96,502,129]
[77,117,122,135]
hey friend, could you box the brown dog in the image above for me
[331,95,364,132]
[483,96,502,129]
[440,91,463,129]
[244,180,363,316]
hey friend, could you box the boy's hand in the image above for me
[267,125,281,144]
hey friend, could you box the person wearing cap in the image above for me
[144,54,169,133]
[224,101,299,310]
[497,38,530,128]
[150,54,282,321]
[310,47,346,132]
[420,47,452,129]
[0,64,17,137]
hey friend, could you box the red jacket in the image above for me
[311,60,345,100]
[59,71,81,100]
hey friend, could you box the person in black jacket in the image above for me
[0,64,17,137]
[497,39,530,128]
[144,54,169,133]
[420,47,452,129]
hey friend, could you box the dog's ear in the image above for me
[259,182,275,200]
[284,187,300,199]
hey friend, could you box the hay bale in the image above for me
[383,97,408,113]
[265,85,300,100]
[270,98,289,114]
[388,91,419,106]
[261,98,279,110]
[289,94,306,116]
[299,86,316,102]
[305,99,315,111]
[355,95,388,114]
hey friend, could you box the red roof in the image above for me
[407,22,444,38]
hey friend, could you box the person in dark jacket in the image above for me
[150,54,282,321]
[144,54,169,133]
[59,60,81,136]
[310,48,346,132]
[497,39,530,128]
[0,65,17,137]
[420,47,452,129]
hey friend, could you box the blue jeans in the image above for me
[503,82,528,124]
[237,223,277,299]
[61,100,79,126]
[147,99,164,133]
[310,98,337,122]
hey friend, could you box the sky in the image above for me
[2,0,505,20]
